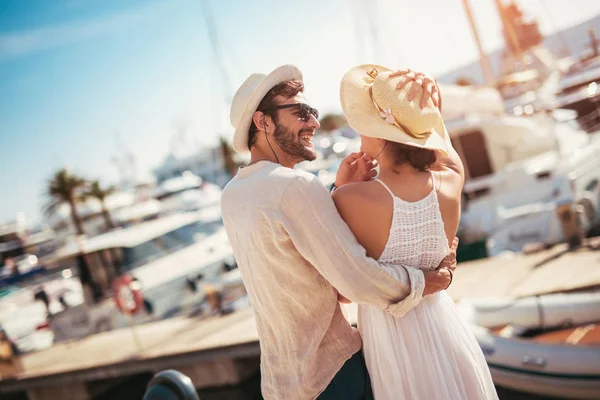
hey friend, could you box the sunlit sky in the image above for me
[1,0,600,225]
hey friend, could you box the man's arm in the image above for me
[279,174,447,318]
[332,181,457,313]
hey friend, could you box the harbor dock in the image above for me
[1,239,600,400]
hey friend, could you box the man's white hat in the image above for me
[230,64,303,153]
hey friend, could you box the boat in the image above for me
[45,206,237,341]
[470,321,600,399]
[153,171,222,213]
[0,217,67,354]
[0,268,83,354]
[48,190,163,241]
[0,217,55,273]
[440,84,600,259]
[457,291,600,331]
[458,292,600,398]
[554,55,600,133]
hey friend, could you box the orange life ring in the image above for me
[113,275,144,315]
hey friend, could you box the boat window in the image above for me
[122,241,168,271]
[585,179,599,192]
[452,130,493,180]
[120,219,222,271]
[173,220,222,243]
[154,231,188,252]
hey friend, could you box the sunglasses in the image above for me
[265,103,319,122]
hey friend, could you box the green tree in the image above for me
[44,169,102,302]
[44,168,87,235]
[85,180,117,230]
[219,136,238,177]
[318,113,347,132]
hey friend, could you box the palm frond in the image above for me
[85,180,117,201]
[42,168,87,217]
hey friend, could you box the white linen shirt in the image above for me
[220,161,424,400]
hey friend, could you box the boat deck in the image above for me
[447,238,600,300]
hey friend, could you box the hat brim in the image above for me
[340,64,448,155]
[233,65,303,153]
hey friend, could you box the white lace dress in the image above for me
[359,178,498,400]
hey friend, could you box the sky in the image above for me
[1,0,600,225]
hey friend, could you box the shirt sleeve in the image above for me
[279,174,424,318]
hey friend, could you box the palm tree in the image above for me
[318,113,347,132]
[44,168,87,235]
[44,169,102,302]
[85,180,116,230]
[219,136,238,177]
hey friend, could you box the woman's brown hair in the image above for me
[385,141,436,171]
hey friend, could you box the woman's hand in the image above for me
[334,152,378,188]
[390,69,441,110]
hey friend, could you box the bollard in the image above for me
[556,200,584,250]
[143,369,200,400]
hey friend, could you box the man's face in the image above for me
[270,93,320,163]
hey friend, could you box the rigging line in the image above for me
[200,0,234,103]
[354,0,365,63]
[364,0,380,61]
[216,29,244,83]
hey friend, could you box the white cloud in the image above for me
[0,0,178,62]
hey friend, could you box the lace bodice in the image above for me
[375,174,449,271]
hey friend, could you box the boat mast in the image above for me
[461,0,495,85]
[493,0,522,57]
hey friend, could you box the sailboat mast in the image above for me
[461,0,495,85]
[493,0,522,56]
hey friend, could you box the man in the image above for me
[221,65,456,400]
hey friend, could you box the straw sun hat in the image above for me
[230,64,303,153]
[340,64,449,154]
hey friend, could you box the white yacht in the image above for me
[45,206,237,341]
[153,171,222,213]
[441,84,600,258]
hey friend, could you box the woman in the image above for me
[333,65,498,400]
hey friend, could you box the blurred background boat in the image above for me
[459,291,600,399]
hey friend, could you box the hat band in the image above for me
[368,87,432,140]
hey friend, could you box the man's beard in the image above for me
[272,122,317,163]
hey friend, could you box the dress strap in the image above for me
[374,179,395,199]
[430,170,437,192]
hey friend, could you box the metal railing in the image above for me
[578,107,600,132]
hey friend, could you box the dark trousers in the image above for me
[318,350,374,400]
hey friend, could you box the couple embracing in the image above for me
[220,64,498,400]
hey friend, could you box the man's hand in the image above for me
[389,69,441,110]
[422,237,459,296]
[334,152,378,187]
[438,237,459,272]
[422,268,452,296]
